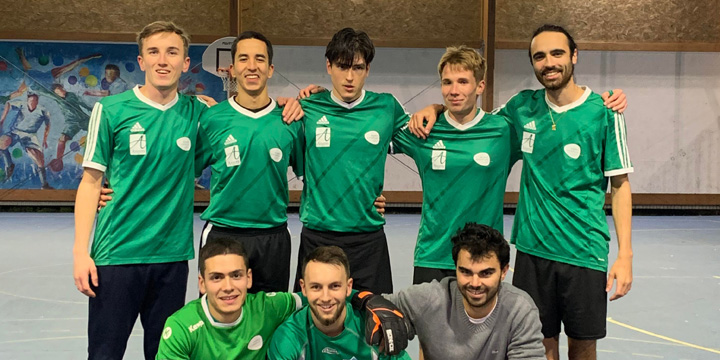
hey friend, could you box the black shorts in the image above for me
[412,266,455,285]
[200,222,292,293]
[512,251,607,340]
[294,226,393,294]
[88,261,188,360]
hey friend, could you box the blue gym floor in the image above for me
[0,213,718,359]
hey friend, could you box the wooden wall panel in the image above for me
[0,0,234,43]
[238,0,484,48]
[2,190,718,208]
[496,0,720,51]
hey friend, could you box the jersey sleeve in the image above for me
[155,316,192,360]
[603,110,633,177]
[194,119,213,177]
[289,121,305,178]
[82,102,112,172]
[267,292,303,324]
[391,95,412,135]
[390,125,418,156]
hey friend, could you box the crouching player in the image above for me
[157,241,412,359]
[354,223,546,359]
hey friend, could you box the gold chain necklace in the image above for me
[547,109,568,131]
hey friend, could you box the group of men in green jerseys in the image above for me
[72,17,633,360]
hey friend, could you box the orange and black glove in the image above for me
[351,291,415,355]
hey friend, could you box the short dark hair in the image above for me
[51,83,64,91]
[105,64,120,74]
[325,28,375,67]
[451,223,510,269]
[302,245,351,279]
[199,238,249,276]
[528,24,577,62]
[232,31,274,65]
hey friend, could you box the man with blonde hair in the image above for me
[73,21,209,359]
[392,45,519,285]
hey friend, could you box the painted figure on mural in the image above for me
[0,42,224,189]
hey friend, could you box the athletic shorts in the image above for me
[412,266,455,285]
[512,250,607,340]
[200,222,292,293]
[62,117,88,138]
[89,261,188,360]
[294,226,393,294]
[6,130,41,151]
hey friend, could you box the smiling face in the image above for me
[137,31,190,92]
[300,260,352,333]
[327,54,369,102]
[455,249,508,319]
[530,31,577,91]
[441,65,485,121]
[231,38,274,97]
[199,254,252,323]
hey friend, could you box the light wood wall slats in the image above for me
[0,0,235,43]
[496,0,720,52]
[238,0,485,49]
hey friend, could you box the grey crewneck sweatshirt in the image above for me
[384,277,545,359]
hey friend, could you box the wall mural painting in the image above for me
[0,41,223,190]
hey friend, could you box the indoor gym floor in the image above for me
[0,213,718,359]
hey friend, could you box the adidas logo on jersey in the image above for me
[131,122,145,132]
[316,116,330,125]
[433,140,446,149]
[224,134,237,145]
[524,121,536,130]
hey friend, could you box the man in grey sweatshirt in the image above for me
[363,223,545,359]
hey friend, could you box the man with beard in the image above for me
[495,25,634,360]
[406,25,633,360]
[267,246,411,360]
[354,223,545,359]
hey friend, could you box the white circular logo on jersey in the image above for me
[266,292,277,297]
[248,335,263,350]
[473,152,491,166]
[269,148,283,162]
[162,327,172,340]
[176,137,191,151]
[564,144,581,159]
[364,131,380,145]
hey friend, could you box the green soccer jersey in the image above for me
[300,90,409,232]
[195,98,304,228]
[156,292,302,360]
[267,302,410,360]
[496,87,633,271]
[83,86,208,265]
[393,109,518,270]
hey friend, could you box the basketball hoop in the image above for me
[219,71,237,99]
[202,36,237,99]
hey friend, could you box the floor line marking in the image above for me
[605,336,685,347]
[632,353,663,358]
[0,290,85,305]
[0,263,69,277]
[597,349,617,353]
[0,334,141,344]
[607,317,720,354]
[713,276,720,279]
[1,318,86,322]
